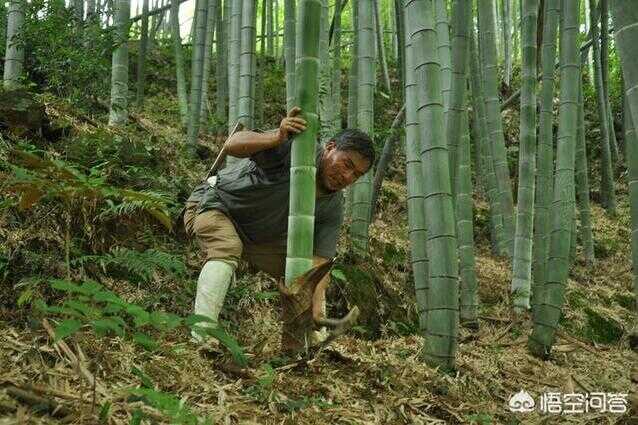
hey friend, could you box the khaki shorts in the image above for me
[184,202,287,278]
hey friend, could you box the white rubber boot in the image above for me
[191,260,235,342]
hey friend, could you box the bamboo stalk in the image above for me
[406,0,458,371]
[529,0,581,359]
[511,0,539,312]
[532,0,559,316]
[285,0,321,283]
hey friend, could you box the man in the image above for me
[184,107,374,336]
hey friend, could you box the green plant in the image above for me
[23,0,114,107]
[246,363,276,402]
[35,279,247,365]
[467,413,493,425]
[72,247,186,283]
[128,366,213,425]
[5,146,173,230]
[15,276,45,307]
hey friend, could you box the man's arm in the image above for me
[224,107,307,158]
[224,129,280,158]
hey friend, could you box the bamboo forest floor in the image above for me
[0,89,637,424]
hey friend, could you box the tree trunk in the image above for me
[511,0,539,312]
[171,0,189,127]
[406,0,458,371]
[600,0,619,166]
[331,0,342,134]
[403,13,428,333]
[502,0,512,86]
[108,0,130,126]
[469,26,503,255]
[284,0,296,111]
[87,0,97,21]
[373,0,391,95]
[528,0,580,359]
[136,0,150,107]
[610,0,638,345]
[74,0,85,21]
[445,0,471,197]
[446,0,477,328]
[457,110,478,328]
[274,0,279,57]
[394,0,404,100]
[199,0,218,129]
[216,0,228,132]
[349,0,375,254]
[477,0,515,256]
[260,0,266,54]
[584,0,594,85]
[531,0,559,316]
[266,0,274,55]
[187,0,209,148]
[575,78,595,264]
[370,104,406,218]
[590,0,616,213]
[238,0,256,128]
[283,0,321,350]
[344,0,358,218]
[433,0,451,114]
[3,0,24,90]
[227,0,242,164]
[319,0,332,142]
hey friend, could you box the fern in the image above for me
[72,247,186,283]
[4,147,174,230]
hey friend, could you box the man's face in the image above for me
[320,141,371,192]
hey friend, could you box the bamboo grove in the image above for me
[4,0,637,372]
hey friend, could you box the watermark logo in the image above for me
[508,390,535,413]
[508,390,628,414]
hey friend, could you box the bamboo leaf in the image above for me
[131,366,154,388]
[330,268,346,282]
[183,314,215,327]
[206,328,247,367]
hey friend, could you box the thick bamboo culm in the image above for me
[284,0,321,284]
[405,0,458,372]
[529,0,581,359]
[510,0,539,312]
[531,0,559,315]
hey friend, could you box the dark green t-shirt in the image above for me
[188,139,344,258]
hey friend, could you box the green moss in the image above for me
[382,243,407,267]
[583,307,624,344]
[613,292,635,310]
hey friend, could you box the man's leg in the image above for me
[190,209,243,340]
[242,241,287,279]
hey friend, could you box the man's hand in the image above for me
[276,106,307,143]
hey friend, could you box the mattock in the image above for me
[277,259,360,354]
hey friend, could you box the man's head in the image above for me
[319,129,375,192]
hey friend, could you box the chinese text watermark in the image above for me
[508,389,628,414]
